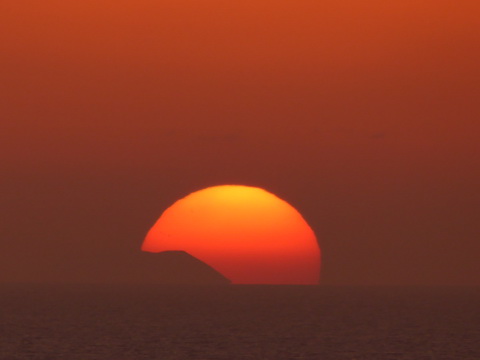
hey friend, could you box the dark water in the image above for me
[1,285,479,359]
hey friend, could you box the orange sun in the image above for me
[142,185,320,284]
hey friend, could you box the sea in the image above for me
[1,285,478,359]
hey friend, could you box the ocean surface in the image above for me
[1,285,478,359]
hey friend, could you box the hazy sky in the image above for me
[1,0,479,285]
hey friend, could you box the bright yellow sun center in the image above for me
[142,185,321,284]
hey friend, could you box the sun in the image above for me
[141,185,320,284]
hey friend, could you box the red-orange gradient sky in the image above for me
[1,0,479,285]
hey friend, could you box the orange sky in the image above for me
[1,0,479,285]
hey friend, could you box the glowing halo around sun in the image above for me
[142,185,320,284]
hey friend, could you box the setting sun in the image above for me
[142,185,320,284]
